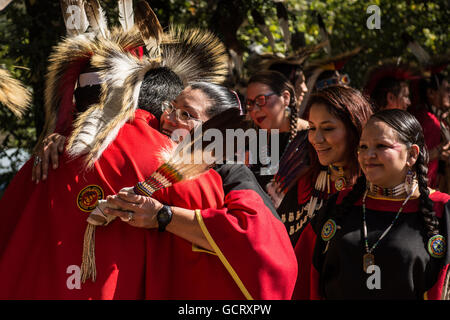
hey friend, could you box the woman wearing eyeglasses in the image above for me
[245,71,309,242]
[159,83,214,139]
[103,81,298,299]
[311,109,449,299]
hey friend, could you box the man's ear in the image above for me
[406,144,420,167]
[386,92,397,107]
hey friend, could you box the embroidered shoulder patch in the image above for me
[77,185,104,212]
[427,234,446,259]
[321,219,337,242]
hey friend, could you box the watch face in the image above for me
[157,206,173,231]
[158,210,170,223]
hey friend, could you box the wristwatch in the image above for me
[156,205,173,232]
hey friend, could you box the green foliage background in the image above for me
[0,0,448,193]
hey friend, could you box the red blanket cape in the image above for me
[0,110,166,299]
[0,109,297,299]
[150,171,297,299]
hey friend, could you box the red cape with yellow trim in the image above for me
[0,109,166,299]
[0,109,296,299]
[149,164,298,300]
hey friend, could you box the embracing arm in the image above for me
[32,133,66,183]
[104,192,213,251]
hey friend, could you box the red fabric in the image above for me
[430,190,450,218]
[292,223,320,300]
[0,108,295,300]
[426,264,449,299]
[296,188,450,300]
[55,58,91,134]
[147,174,297,299]
[199,189,298,300]
[410,108,441,188]
[0,110,167,299]
[291,174,340,300]
[143,169,236,299]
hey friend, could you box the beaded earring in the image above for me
[284,105,291,118]
[404,168,416,195]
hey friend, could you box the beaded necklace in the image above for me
[361,184,417,272]
[367,182,406,197]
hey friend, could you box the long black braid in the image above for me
[415,143,440,238]
[288,91,299,142]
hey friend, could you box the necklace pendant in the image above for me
[335,177,346,191]
[363,253,375,272]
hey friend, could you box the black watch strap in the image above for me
[157,205,173,232]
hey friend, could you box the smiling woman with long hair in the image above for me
[312,109,450,299]
[291,85,373,299]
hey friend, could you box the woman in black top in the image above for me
[313,109,449,299]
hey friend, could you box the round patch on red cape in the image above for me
[77,185,104,212]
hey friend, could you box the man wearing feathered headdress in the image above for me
[0,0,297,300]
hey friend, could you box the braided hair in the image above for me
[337,109,440,238]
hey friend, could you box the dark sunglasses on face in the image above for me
[245,92,277,112]
[162,101,202,123]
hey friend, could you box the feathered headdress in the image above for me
[0,68,31,118]
[56,2,231,282]
[66,1,229,167]
[37,0,144,153]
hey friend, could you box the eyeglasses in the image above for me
[162,102,202,123]
[245,93,277,112]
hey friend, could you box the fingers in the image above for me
[57,135,66,153]
[106,194,140,212]
[31,153,43,183]
[48,134,66,170]
[103,207,133,221]
[32,134,66,182]
[117,191,145,203]
[104,193,160,229]
[41,145,51,181]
